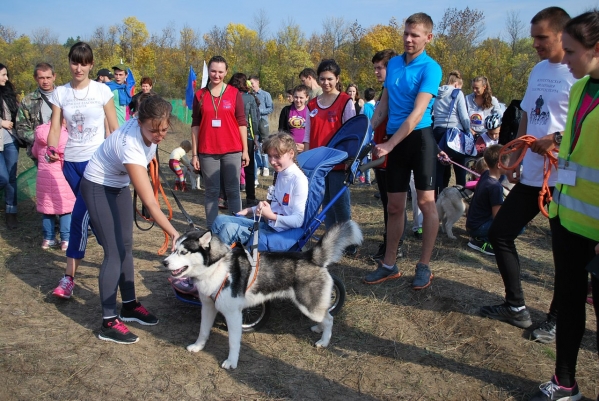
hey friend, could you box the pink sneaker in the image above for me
[60,241,69,251]
[53,276,75,299]
[42,239,56,250]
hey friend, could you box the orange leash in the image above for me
[499,135,559,218]
[134,157,174,255]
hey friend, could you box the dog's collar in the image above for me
[455,185,474,202]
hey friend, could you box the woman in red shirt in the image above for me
[303,59,356,246]
[190,56,249,228]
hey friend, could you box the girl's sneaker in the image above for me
[53,276,75,299]
[42,239,56,249]
[98,318,138,344]
[60,241,69,251]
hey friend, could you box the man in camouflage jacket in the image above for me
[16,62,56,157]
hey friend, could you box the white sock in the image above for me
[510,305,525,312]
[382,263,395,270]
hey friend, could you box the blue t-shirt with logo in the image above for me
[384,51,442,134]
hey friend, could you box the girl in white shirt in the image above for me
[47,42,119,299]
[81,95,179,344]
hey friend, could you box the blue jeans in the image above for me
[42,213,72,242]
[0,139,19,213]
[467,218,493,242]
[323,170,351,230]
[212,214,276,246]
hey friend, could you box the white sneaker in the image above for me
[255,179,260,188]
[262,168,269,177]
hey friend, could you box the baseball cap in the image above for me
[97,68,114,79]
[112,63,128,72]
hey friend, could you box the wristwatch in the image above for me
[553,131,562,145]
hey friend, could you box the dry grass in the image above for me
[0,118,596,400]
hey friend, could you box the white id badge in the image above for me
[212,119,222,127]
[556,169,576,186]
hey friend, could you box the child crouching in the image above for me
[169,140,193,191]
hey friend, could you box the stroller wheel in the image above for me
[329,274,346,316]
[240,302,271,332]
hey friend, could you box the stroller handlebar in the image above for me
[359,157,385,172]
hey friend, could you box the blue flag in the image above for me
[185,66,197,110]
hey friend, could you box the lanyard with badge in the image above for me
[557,80,599,186]
[210,84,226,128]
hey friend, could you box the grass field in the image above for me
[0,117,596,400]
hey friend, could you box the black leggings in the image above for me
[488,183,556,316]
[81,178,135,318]
[550,217,599,387]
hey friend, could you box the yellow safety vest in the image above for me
[549,77,599,241]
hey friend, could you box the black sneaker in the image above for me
[120,303,159,326]
[468,237,495,256]
[98,318,139,344]
[529,376,581,401]
[480,303,532,328]
[246,198,259,207]
[370,241,405,261]
[531,316,556,343]
[413,228,423,240]
[343,245,358,256]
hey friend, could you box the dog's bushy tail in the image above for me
[311,221,363,268]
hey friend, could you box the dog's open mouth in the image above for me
[171,266,189,276]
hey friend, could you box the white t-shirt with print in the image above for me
[84,118,156,188]
[50,80,113,162]
[520,60,577,187]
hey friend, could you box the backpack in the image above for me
[499,99,523,145]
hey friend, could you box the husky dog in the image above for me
[163,221,363,369]
[436,186,474,240]
[437,178,513,239]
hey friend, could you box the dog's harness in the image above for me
[455,185,474,204]
[210,210,262,302]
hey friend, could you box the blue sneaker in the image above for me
[412,263,433,290]
[363,261,401,284]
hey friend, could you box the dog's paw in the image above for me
[187,343,205,353]
[221,359,237,369]
[311,324,323,334]
[315,339,330,348]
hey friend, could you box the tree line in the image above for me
[0,7,538,106]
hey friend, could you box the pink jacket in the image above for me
[31,123,76,214]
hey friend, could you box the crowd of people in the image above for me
[2,6,598,400]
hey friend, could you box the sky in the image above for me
[3,0,597,45]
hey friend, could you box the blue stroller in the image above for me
[172,114,372,330]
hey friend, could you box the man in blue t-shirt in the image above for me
[466,144,506,255]
[365,12,442,290]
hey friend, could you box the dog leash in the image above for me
[445,157,513,193]
[499,135,558,217]
[133,146,197,255]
